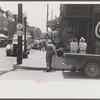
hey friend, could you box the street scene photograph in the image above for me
[0,1,100,98]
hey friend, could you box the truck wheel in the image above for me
[84,62,100,78]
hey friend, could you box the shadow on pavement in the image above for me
[62,71,100,80]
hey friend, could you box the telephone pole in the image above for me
[17,4,23,64]
[46,4,49,32]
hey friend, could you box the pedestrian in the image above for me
[42,39,46,51]
[79,37,87,54]
[70,38,78,53]
[39,40,42,51]
[46,40,55,72]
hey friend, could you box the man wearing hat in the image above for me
[79,37,87,54]
[46,40,55,72]
[70,38,78,53]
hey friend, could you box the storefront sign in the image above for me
[95,21,100,38]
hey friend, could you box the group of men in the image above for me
[70,37,87,54]
[45,37,87,72]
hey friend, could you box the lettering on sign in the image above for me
[17,30,22,36]
[17,23,23,30]
[95,21,100,38]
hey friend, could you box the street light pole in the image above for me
[17,4,23,64]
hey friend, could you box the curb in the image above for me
[13,63,47,70]
[13,63,70,71]
[0,62,16,76]
[0,69,15,76]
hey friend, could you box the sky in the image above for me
[0,2,60,33]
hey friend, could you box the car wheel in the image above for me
[84,62,100,78]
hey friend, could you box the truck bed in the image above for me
[64,53,100,57]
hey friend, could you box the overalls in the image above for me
[46,44,55,70]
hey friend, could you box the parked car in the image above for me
[6,35,30,56]
[31,40,40,50]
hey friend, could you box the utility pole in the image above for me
[46,4,49,32]
[17,4,23,64]
[51,9,53,41]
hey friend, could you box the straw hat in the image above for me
[80,37,85,42]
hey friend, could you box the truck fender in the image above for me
[80,57,100,68]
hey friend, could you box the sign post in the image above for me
[17,4,23,64]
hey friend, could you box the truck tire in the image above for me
[84,62,100,78]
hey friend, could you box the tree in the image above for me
[33,27,42,40]
[29,27,35,39]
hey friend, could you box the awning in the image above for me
[0,34,8,38]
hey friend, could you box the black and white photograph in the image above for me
[0,1,100,99]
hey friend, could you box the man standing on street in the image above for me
[46,40,55,72]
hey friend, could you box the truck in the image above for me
[63,53,100,78]
[51,4,100,78]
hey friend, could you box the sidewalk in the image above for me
[13,49,72,70]
[14,50,47,70]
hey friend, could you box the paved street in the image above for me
[0,48,16,74]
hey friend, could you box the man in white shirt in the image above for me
[79,37,87,54]
[70,38,78,53]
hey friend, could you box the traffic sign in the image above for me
[17,23,23,29]
[17,30,22,36]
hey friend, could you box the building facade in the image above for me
[0,8,15,40]
[60,4,100,54]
